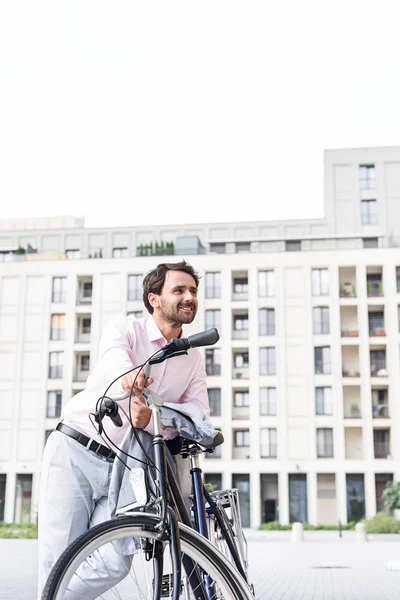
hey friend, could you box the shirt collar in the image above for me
[145,315,183,342]
[146,315,165,342]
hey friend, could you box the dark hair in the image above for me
[142,260,200,314]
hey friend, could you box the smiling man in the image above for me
[37,260,209,598]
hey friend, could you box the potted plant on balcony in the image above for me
[383,482,400,519]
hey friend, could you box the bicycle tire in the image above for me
[42,513,254,600]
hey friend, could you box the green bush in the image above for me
[383,482,400,511]
[362,512,400,534]
[0,523,38,539]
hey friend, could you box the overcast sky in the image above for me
[1,0,400,228]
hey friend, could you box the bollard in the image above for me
[338,520,342,538]
[291,522,304,543]
[355,522,368,543]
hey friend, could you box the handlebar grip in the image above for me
[187,328,220,348]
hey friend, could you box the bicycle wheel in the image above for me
[42,513,254,600]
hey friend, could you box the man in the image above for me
[37,260,209,596]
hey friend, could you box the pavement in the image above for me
[1,530,400,599]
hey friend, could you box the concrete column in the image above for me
[4,471,16,523]
[250,472,260,529]
[279,471,289,525]
[365,470,376,518]
[337,470,348,524]
[307,471,318,525]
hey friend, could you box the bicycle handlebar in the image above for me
[149,328,219,365]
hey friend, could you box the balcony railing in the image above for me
[344,404,362,418]
[369,328,386,337]
[232,329,248,340]
[232,367,249,379]
[341,330,359,337]
[342,369,360,377]
[371,366,387,377]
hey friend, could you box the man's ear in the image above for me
[148,292,160,310]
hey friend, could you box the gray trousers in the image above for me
[37,430,130,599]
[37,429,192,599]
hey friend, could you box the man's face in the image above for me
[154,270,198,327]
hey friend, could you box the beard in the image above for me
[159,298,197,327]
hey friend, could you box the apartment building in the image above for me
[1,146,400,528]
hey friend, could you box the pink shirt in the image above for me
[62,315,209,446]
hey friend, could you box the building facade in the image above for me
[1,146,400,528]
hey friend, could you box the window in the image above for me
[316,428,334,458]
[396,267,400,293]
[45,430,53,444]
[14,474,32,524]
[260,387,276,416]
[52,277,67,303]
[233,314,249,331]
[206,349,221,376]
[83,281,92,299]
[286,240,301,252]
[234,391,249,407]
[233,277,248,294]
[236,242,251,253]
[312,307,330,334]
[374,429,390,458]
[370,350,386,376]
[234,430,249,447]
[258,270,275,297]
[46,390,62,418]
[128,274,142,301]
[210,243,226,254]
[359,164,375,190]
[259,347,276,376]
[315,387,332,415]
[208,388,221,416]
[66,249,81,259]
[80,355,90,371]
[259,308,275,336]
[205,272,221,299]
[112,247,128,258]
[48,352,63,379]
[260,428,277,458]
[82,318,91,334]
[0,474,6,521]
[205,309,221,331]
[234,352,249,368]
[361,200,377,225]
[363,237,379,249]
[314,347,331,374]
[311,269,328,296]
[50,314,66,341]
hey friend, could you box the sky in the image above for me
[1,0,400,228]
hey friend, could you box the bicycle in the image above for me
[42,328,255,600]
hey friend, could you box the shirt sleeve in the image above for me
[85,317,135,396]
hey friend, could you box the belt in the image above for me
[56,423,116,460]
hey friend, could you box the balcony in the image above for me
[343,386,362,419]
[77,277,93,305]
[232,311,249,340]
[339,267,356,298]
[342,346,360,379]
[370,348,387,377]
[73,353,90,382]
[75,315,91,344]
[366,268,383,297]
[232,350,249,379]
[372,388,389,418]
[368,309,385,337]
[345,427,363,459]
[232,271,248,301]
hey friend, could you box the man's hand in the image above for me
[130,395,152,429]
[122,369,154,398]
[121,369,154,429]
